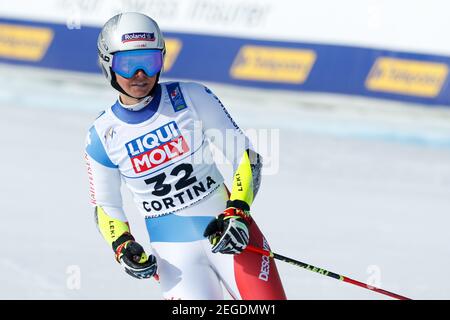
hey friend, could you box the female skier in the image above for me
[85,12,286,300]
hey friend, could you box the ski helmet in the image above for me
[97,12,166,98]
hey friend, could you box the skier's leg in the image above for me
[146,184,286,300]
[201,184,287,300]
[145,186,227,299]
[150,240,224,299]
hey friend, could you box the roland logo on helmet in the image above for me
[122,32,155,43]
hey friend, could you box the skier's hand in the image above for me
[113,233,157,279]
[203,200,252,254]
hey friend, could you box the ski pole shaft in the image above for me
[245,244,411,300]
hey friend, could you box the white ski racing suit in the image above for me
[85,81,286,299]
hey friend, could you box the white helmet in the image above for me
[97,12,166,96]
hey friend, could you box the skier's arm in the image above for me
[204,148,262,255]
[186,83,262,254]
[85,125,157,278]
[85,125,129,244]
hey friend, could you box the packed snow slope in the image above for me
[1,65,450,299]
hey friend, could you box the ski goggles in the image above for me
[112,49,163,79]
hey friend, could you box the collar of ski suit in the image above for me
[112,85,162,124]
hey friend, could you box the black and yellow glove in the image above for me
[112,233,157,279]
[203,200,252,255]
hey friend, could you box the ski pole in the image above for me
[245,244,411,300]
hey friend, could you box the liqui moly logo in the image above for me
[126,122,189,173]
[121,32,155,43]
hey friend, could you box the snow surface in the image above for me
[1,64,450,300]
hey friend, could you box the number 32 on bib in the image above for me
[142,163,218,214]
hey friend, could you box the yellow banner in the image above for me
[230,45,316,84]
[0,23,54,61]
[164,38,182,72]
[366,57,448,98]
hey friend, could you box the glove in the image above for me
[203,200,252,254]
[112,233,157,279]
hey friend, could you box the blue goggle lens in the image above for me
[112,49,163,79]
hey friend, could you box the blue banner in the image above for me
[1,17,449,106]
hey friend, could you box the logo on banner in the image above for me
[0,23,54,61]
[365,57,449,98]
[230,45,316,84]
[121,32,155,43]
[126,121,189,173]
